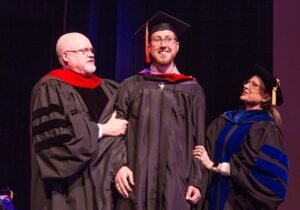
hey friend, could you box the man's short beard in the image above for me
[151,54,176,66]
[156,60,172,66]
[85,64,96,74]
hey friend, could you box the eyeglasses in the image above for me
[243,80,265,90]
[64,47,95,55]
[150,37,177,46]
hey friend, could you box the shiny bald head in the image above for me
[56,33,90,63]
[55,32,96,74]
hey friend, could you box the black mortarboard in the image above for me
[135,11,191,63]
[135,11,191,38]
[248,65,284,106]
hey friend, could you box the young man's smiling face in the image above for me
[149,30,179,67]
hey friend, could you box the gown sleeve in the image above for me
[205,117,226,158]
[114,81,131,120]
[31,79,99,179]
[230,121,288,209]
[105,81,131,173]
[191,86,207,185]
[189,85,209,209]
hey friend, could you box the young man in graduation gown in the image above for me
[30,32,128,210]
[112,12,207,210]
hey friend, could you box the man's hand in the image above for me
[115,166,134,198]
[185,185,201,205]
[101,111,128,137]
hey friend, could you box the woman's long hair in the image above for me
[261,100,282,125]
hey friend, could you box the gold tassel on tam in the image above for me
[145,22,151,63]
[272,79,280,105]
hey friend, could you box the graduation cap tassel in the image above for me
[145,22,151,63]
[272,79,280,105]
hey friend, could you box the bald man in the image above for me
[30,32,127,210]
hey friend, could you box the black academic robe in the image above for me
[30,74,119,210]
[112,73,207,210]
[203,110,288,210]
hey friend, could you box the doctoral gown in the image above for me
[30,70,120,210]
[113,71,207,210]
[203,110,288,210]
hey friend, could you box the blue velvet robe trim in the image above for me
[209,109,273,210]
[223,109,273,123]
[252,171,286,199]
[252,144,289,198]
[255,159,288,183]
[261,144,289,168]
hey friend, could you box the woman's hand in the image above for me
[193,145,214,170]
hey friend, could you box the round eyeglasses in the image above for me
[243,80,265,90]
[150,37,177,46]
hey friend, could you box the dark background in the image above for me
[1,1,297,210]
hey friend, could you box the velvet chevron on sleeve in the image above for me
[30,75,118,210]
[31,77,99,179]
[203,110,288,210]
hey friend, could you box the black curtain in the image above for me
[0,1,272,209]
[1,1,64,209]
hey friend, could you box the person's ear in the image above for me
[148,43,152,54]
[262,93,271,103]
[62,53,68,62]
[176,41,179,53]
[61,53,69,65]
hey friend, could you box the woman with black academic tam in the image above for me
[193,65,288,210]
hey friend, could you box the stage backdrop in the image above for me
[274,0,300,209]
